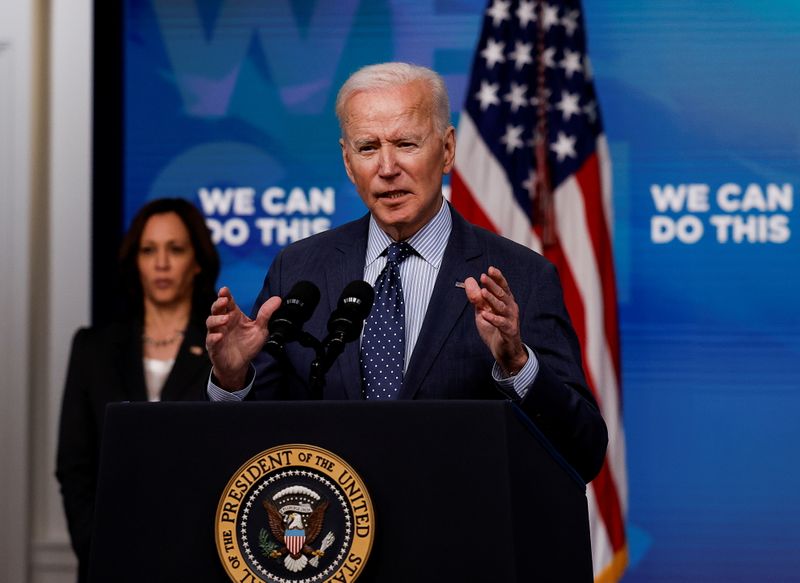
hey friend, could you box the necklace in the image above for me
[142,329,185,347]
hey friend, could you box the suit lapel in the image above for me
[399,211,484,399]
[326,215,370,400]
[116,321,148,401]
[160,322,210,401]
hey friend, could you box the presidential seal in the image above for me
[215,444,374,583]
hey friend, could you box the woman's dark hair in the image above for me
[118,198,220,321]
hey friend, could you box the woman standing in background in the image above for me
[55,198,220,582]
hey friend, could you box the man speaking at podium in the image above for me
[205,62,607,483]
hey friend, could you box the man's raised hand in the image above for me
[464,266,528,377]
[205,287,281,390]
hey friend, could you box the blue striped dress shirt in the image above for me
[363,200,451,371]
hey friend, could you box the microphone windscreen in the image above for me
[337,280,375,320]
[325,280,375,342]
[267,280,321,344]
[281,280,321,324]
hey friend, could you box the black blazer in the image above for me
[250,205,608,482]
[55,316,211,582]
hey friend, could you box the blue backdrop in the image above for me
[123,1,800,579]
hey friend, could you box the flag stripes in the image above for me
[451,2,628,577]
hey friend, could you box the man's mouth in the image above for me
[377,190,409,199]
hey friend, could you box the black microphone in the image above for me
[264,281,321,355]
[324,280,375,347]
[308,281,374,396]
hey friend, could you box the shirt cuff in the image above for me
[206,364,256,402]
[492,345,539,400]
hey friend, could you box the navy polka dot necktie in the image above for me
[361,242,414,400]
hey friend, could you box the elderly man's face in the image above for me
[339,81,455,241]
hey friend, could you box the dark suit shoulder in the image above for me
[469,220,550,265]
[70,320,137,354]
[274,214,369,260]
[449,209,554,281]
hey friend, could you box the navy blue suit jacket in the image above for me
[250,206,607,481]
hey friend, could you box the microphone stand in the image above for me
[308,332,353,398]
[300,332,329,398]
[265,331,327,398]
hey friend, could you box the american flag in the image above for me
[451,0,628,580]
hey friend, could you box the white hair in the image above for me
[335,62,452,136]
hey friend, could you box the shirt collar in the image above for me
[365,199,452,268]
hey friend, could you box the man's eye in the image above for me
[359,145,376,153]
[139,247,154,255]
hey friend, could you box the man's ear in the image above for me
[442,126,456,175]
[340,138,355,183]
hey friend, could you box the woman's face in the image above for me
[137,212,200,308]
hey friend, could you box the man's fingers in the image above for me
[479,273,503,299]
[467,274,509,314]
[463,277,483,306]
[466,271,519,329]
[206,313,230,330]
[255,296,282,329]
[210,296,228,316]
[215,286,238,311]
[487,265,510,289]
[477,309,506,328]
[479,287,507,313]
[482,266,512,299]
[211,286,238,316]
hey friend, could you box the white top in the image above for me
[143,358,175,402]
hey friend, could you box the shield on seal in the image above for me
[285,529,305,556]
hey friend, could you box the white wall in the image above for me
[0,16,33,583]
[0,0,93,581]
[31,1,93,582]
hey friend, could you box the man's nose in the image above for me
[377,147,399,177]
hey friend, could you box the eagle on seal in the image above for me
[262,499,329,573]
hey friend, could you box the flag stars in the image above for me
[555,90,581,121]
[550,131,577,161]
[560,49,583,78]
[480,38,506,69]
[500,124,525,154]
[509,41,533,70]
[542,4,561,31]
[486,0,511,27]
[562,9,580,36]
[456,11,618,563]
[522,169,537,196]
[542,46,557,68]
[475,80,501,110]
[516,0,537,28]
[504,82,529,112]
